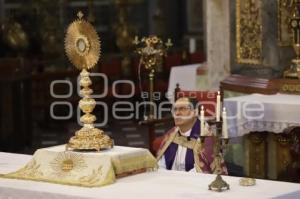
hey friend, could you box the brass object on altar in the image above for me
[236,0,262,65]
[65,11,113,151]
[204,120,230,192]
[209,174,230,191]
[284,1,300,79]
[134,35,172,119]
[239,177,256,186]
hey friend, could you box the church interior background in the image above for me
[1,0,300,184]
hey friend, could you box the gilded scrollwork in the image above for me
[236,0,262,64]
[79,166,103,185]
[278,0,295,46]
[280,83,300,92]
[248,132,267,178]
[276,134,292,176]
[5,159,44,179]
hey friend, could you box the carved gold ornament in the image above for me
[236,0,262,64]
[283,1,300,79]
[278,0,295,46]
[280,83,300,92]
[2,22,29,51]
[134,35,172,70]
[65,11,113,151]
[65,11,100,70]
[133,35,171,119]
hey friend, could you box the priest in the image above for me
[157,97,227,174]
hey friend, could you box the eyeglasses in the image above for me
[172,106,192,113]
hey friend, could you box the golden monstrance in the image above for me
[65,11,113,151]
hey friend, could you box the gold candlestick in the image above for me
[64,11,113,151]
[133,35,172,119]
[201,120,230,192]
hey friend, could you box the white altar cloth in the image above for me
[0,145,156,187]
[1,152,300,199]
[224,93,300,137]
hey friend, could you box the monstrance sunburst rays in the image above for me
[64,13,101,70]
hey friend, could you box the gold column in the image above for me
[246,132,268,178]
[276,134,292,179]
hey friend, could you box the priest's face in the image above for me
[172,97,197,127]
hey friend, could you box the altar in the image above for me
[224,93,300,138]
[1,152,300,199]
[221,75,300,180]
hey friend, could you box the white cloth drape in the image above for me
[1,151,300,199]
[224,93,300,137]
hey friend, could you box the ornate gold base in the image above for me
[284,59,300,79]
[66,127,113,151]
[284,70,299,79]
[208,174,230,192]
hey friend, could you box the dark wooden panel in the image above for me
[220,74,277,95]
[220,74,300,95]
[0,58,32,152]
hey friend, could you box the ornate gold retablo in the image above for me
[65,11,113,151]
[283,2,300,79]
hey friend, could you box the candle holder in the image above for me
[133,35,172,119]
[201,119,230,192]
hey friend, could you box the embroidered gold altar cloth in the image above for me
[1,145,157,187]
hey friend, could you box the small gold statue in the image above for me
[65,11,113,151]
